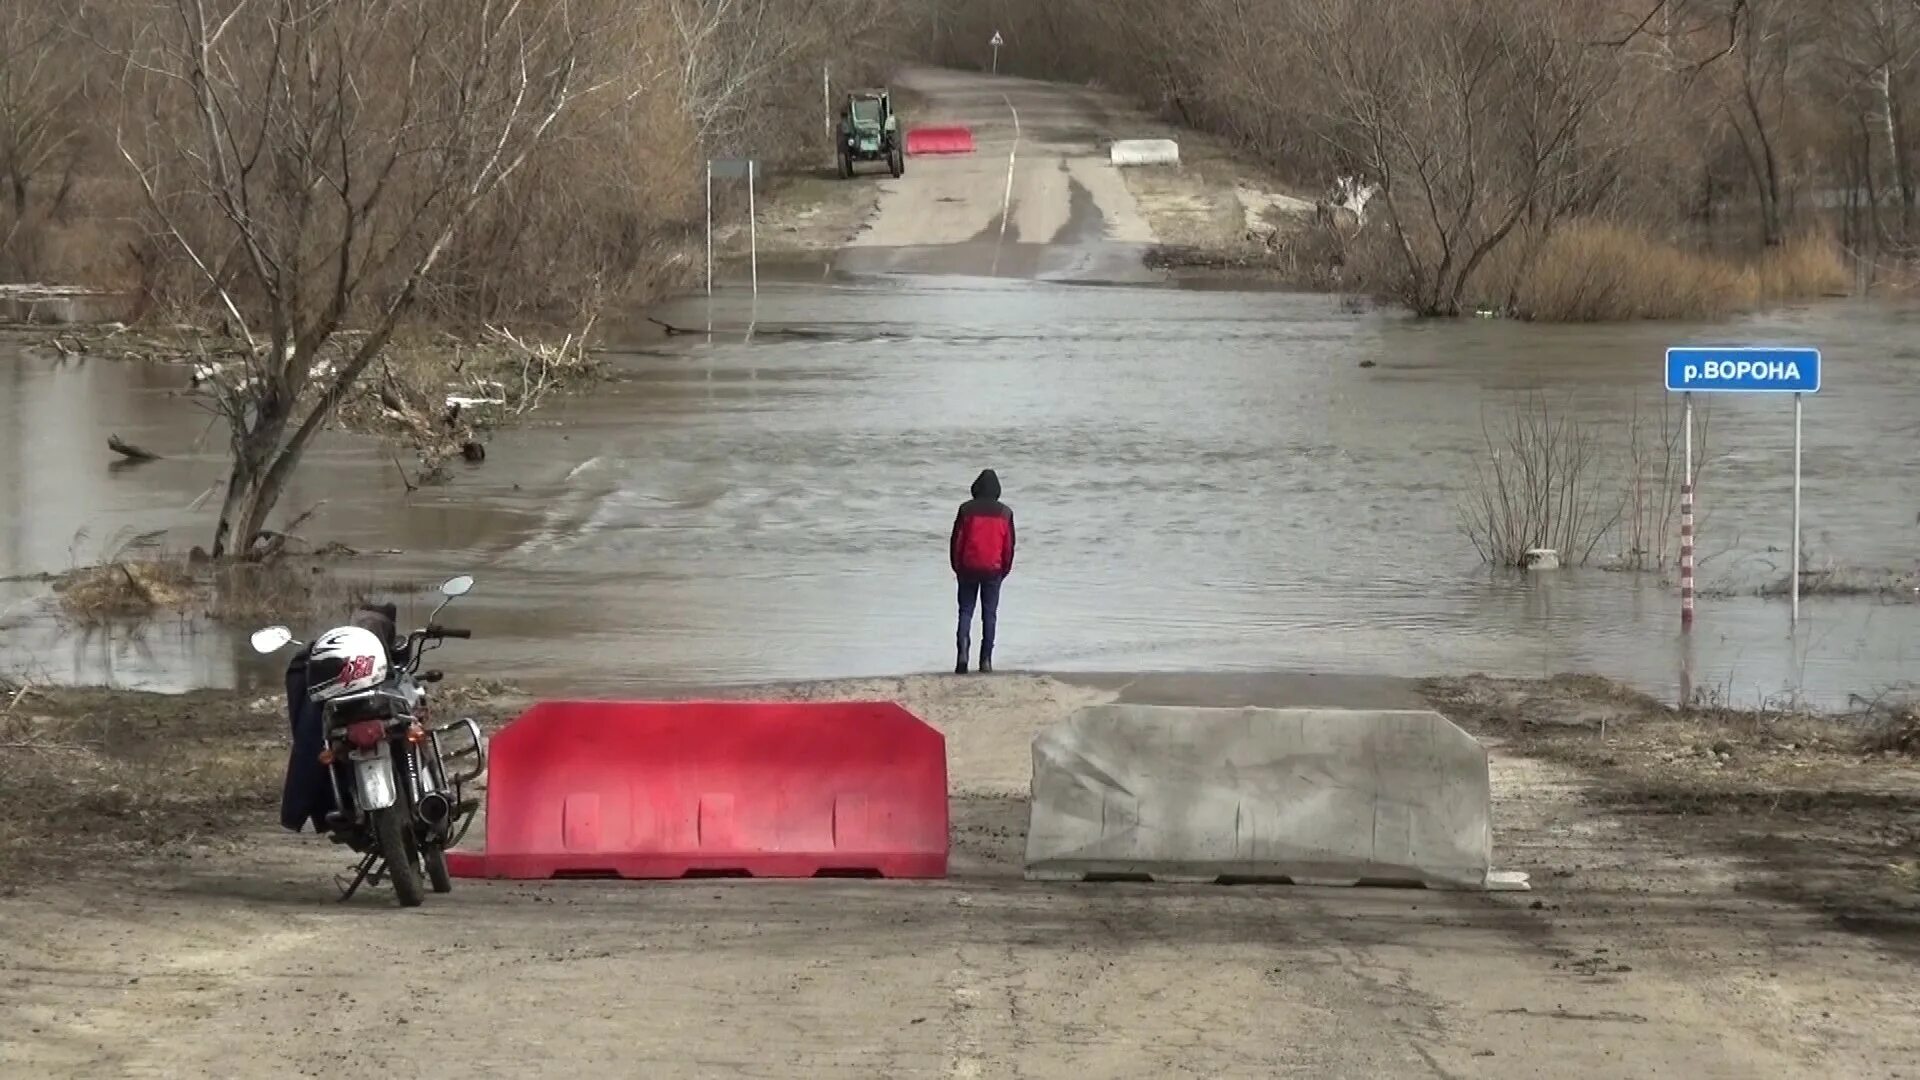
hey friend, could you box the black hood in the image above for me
[970,469,1001,501]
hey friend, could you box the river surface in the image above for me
[3,279,1918,706]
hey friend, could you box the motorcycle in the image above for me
[253,574,488,907]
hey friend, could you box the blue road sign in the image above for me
[1665,347,1820,394]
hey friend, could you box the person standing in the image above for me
[950,468,1015,674]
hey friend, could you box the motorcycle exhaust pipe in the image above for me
[416,792,451,826]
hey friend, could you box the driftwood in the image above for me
[645,315,840,341]
[107,434,161,462]
[647,315,696,336]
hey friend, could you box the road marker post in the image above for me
[1681,392,1694,629]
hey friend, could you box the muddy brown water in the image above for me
[3,282,1919,706]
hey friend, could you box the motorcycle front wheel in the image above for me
[372,806,426,907]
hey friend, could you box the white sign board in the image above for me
[990,30,1003,46]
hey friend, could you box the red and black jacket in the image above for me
[950,470,1015,579]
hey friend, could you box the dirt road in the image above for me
[782,67,1292,283]
[839,68,1155,283]
[3,672,1916,1078]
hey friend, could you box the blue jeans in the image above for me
[956,576,1003,657]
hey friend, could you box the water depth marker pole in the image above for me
[1681,391,1694,630]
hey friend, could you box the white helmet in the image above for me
[307,626,389,702]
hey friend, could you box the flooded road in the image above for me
[4,282,1918,707]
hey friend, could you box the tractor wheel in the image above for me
[837,149,852,180]
[889,143,904,178]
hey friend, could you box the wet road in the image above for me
[5,284,1919,707]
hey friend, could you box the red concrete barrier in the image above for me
[905,126,975,155]
[445,700,948,880]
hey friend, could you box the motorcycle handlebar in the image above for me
[427,625,472,640]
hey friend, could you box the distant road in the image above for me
[838,67,1161,283]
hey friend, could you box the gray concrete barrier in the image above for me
[1024,704,1517,890]
[1109,138,1180,167]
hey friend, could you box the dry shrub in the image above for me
[1861,709,1920,756]
[1493,223,1850,322]
[1457,393,1624,567]
[1507,223,1757,320]
[1754,231,1852,302]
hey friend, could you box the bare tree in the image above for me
[104,0,603,558]
[669,0,898,156]
[0,0,84,276]
[1299,0,1628,316]
[1701,0,1816,246]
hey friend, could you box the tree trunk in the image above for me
[209,451,257,560]
[209,395,296,559]
[236,450,301,557]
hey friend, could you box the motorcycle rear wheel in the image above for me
[372,807,425,907]
[423,846,453,894]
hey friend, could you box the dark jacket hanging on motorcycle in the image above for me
[280,644,335,832]
[950,469,1015,580]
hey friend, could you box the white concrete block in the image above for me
[1109,138,1180,167]
[1024,705,1501,890]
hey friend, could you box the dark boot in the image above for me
[979,644,993,674]
[955,647,969,675]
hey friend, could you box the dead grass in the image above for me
[53,554,420,625]
[55,560,197,617]
[1426,673,1920,923]
[0,687,279,872]
[1497,222,1850,322]
[1700,564,1920,600]
[0,679,522,874]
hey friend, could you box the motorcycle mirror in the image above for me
[250,626,294,654]
[439,575,474,598]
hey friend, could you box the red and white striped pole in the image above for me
[1680,392,1695,630]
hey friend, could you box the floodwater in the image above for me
[3,281,1919,707]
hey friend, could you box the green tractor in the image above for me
[837,88,903,179]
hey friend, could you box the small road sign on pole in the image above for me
[1664,346,1820,395]
[990,30,1003,73]
[1665,346,1822,627]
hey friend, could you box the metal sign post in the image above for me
[705,158,760,299]
[823,64,833,170]
[1664,346,1822,628]
[990,30,1003,73]
[747,160,758,297]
